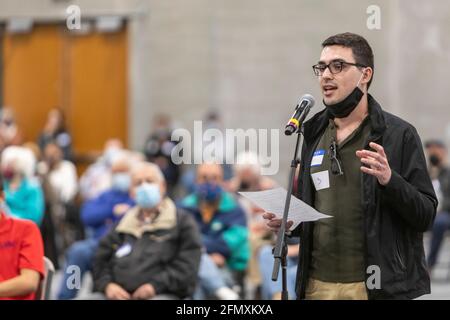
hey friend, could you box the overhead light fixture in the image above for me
[95,16,123,33]
[67,20,93,35]
[6,17,33,34]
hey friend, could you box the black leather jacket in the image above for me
[93,209,202,298]
[293,95,437,299]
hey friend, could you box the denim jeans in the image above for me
[428,212,450,268]
[194,253,235,299]
[258,245,298,300]
[57,238,99,300]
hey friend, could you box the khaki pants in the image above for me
[305,278,368,300]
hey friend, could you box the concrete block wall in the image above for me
[1,0,449,183]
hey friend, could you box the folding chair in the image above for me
[35,257,55,300]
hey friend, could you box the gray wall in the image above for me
[1,0,449,183]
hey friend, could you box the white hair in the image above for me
[131,161,165,184]
[234,151,261,175]
[1,146,36,178]
[110,150,131,168]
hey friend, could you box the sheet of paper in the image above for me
[239,187,331,230]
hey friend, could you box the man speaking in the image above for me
[264,32,437,300]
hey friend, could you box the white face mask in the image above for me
[135,183,161,209]
[111,173,131,192]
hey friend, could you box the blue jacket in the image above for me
[178,192,250,271]
[81,189,135,240]
[4,178,45,226]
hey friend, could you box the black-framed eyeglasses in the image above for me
[312,60,366,76]
[329,139,344,176]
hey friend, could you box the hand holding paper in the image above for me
[239,187,331,230]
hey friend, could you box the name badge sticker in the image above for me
[311,149,326,167]
[311,170,330,191]
[115,243,132,258]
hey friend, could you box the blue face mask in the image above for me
[112,173,131,193]
[135,183,161,209]
[195,182,223,203]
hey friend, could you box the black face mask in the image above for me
[324,86,364,119]
[429,154,441,167]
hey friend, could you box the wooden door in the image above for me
[64,26,128,155]
[2,25,63,144]
[2,23,128,173]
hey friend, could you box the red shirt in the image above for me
[0,212,44,300]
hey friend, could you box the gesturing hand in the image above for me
[356,142,392,186]
[262,212,293,234]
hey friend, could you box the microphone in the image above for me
[284,94,315,136]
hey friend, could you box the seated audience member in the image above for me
[79,139,124,201]
[425,140,450,272]
[1,146,44,226]
[0,108,23,153]
[0,175,45,300]
[38,142,80,253]
[57,155,135,299]
[143,114,180,198]
[38,108,73,161]
[93,162,202,300]
[39,142,78,206]
[23,142,60,268]
[225,152,277,296]
[226,151,277,194]
[179,163,250,299]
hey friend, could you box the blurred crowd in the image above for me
[0,107,298,300]
[0,106,449,300]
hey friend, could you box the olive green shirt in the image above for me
[310,116,371,283]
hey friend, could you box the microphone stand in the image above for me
[271,106,309,300]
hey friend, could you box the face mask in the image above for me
[103,147,120,166]
[324,72,365,119]
[196,182,223,203]
[135,183,161,209]
[112,173,131,192]
[2,168,14,181]
[429,155,441,167]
